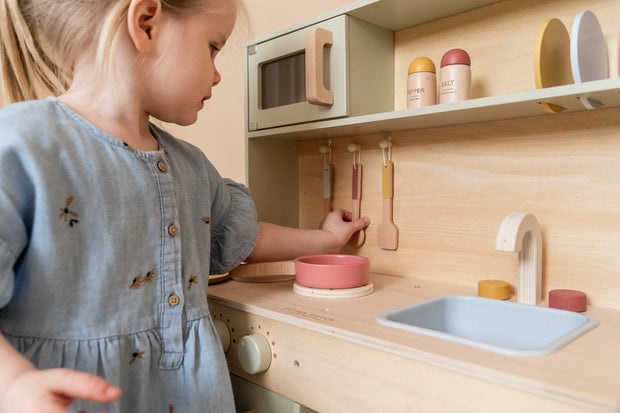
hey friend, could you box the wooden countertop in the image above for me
[207,273,620,412]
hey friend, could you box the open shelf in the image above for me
[248,0,502,45]
[348,0,502,31]
[247,78,620,140]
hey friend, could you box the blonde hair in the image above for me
[0,0,238,108]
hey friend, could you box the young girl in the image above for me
[0,0,369,411]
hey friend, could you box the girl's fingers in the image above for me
[351,216,370,231]
[47,369,121,403]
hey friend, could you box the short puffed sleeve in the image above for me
[208,177,258,275]
[0,140,32,308]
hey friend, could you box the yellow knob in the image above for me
[478,280,510,300]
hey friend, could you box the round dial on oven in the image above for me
[213,319,231,352]
[237,333,272,374]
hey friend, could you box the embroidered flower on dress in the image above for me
[130,269,156,290]
[143,269,156,283]
[129,275,143,290]
[59,196,79,227]
[188,275,198,290]
[201,216,211,230]
[129,349,144,365]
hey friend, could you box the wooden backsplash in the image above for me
[297,0,620,309]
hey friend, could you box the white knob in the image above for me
[237,334,272,374]
[213,319,230,352]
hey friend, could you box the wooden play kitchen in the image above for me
[211,0,620,411]
[209,274,620,412]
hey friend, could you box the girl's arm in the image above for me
[246,209,370,263]
[0,333,121,413]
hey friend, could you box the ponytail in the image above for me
[0,0,69,107]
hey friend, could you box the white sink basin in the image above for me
[376,295,598,356]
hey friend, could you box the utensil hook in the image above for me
[347,142,361,169]
[379,136,392,167]
[318,139,333,166]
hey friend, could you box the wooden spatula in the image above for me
[377,159,398,250]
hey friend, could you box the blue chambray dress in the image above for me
[0,97,258,412]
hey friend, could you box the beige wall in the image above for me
[163,0,357,184]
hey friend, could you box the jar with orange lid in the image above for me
[407,57,437,109]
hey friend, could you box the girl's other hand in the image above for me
[248,211,370,263]
[320,208,370,252]
[1,368,121,413]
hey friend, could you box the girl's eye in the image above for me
[210,44,220,55]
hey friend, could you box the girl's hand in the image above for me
[320,208,370,252]
[247,211,370,263]
[1,368,121,413]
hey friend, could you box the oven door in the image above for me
[247,15,349,131]
[231,374,318,413]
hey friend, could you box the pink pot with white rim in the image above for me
[294,254,370,289]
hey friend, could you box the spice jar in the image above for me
[439,48,471,104]
[407,57,437,108]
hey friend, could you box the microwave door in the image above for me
[247,15,349,131]
[261,52,306,110]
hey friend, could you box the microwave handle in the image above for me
[305,28,334,106]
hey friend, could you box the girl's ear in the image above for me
[127,0,162,53]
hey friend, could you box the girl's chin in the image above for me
[172,110,200,126]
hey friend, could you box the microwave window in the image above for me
[261,52,306,109]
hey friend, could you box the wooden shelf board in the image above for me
[247,78,620,140]
[349,0,502,31]
[247,0,502,46]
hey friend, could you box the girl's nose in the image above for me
[213,67,222,86]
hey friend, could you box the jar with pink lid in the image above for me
[439,48,471,104]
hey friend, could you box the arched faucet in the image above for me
[495,212,543,305]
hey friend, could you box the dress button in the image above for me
[168,225,178,236]
[168,295,180,306]
[157,161,167,172]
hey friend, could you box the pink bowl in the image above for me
[294,254,370,289]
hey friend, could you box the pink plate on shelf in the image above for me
[294,254,370,289]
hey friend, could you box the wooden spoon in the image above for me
[348,163,365,247]
[377,159,398,250]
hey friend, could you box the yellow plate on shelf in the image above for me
[534,18,574,113]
